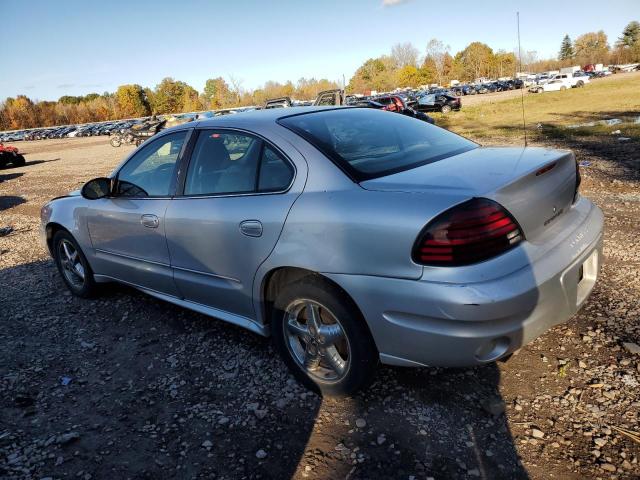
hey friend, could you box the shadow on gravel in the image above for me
[1,256,534,479]
[0,172,23,182]
[22,157,61,167]
[0,195,26,211]
[0,158,62,170]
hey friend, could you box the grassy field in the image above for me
[436,71,640,143]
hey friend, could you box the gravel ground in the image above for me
[1,134,639,480]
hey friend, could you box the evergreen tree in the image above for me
[558,35,574,61]
[617,21,640,48]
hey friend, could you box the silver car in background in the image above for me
[41,107,603,396]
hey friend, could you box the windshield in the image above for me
[278,108,477,181]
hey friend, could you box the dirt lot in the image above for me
[1,116,639,479]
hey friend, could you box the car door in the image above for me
[164,128,302,320]
[87,129,189,295]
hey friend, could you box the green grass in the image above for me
[434,73,640,143]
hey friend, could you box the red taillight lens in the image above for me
[412,198,524,266]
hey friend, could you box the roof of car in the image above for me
[153,106,377,137]
[189,106,348,128]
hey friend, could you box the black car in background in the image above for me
[415,93,461,113]
[475,83,497,94]
[508,79,524,89]
[451,84,475,96]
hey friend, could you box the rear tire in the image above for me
[441,105,452,113]
[271,276,379,397]
[13,154,25,167]
[52,230,99,298]
[560,86,567,91]
[110,135,121,147]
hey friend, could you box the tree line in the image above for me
[348,21,640,93]
[1,20,638,131]
[0,77,339,130]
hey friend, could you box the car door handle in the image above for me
[140,214,159,228]
[239,220,263,237]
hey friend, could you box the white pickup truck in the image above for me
[529,73,590,93]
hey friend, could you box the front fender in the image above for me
[41,196,93,262]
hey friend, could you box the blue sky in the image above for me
[0,0,637,100]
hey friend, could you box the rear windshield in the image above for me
[278,108,477,181]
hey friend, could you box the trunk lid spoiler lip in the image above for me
[359,146,573,197]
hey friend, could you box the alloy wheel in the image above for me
[283,299,351,382]
[58,239,85,288]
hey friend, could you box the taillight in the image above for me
[573,159,581,204]
[412,198,524,267]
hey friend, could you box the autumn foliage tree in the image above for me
[115,84,150,118]
[574,31,610,64]
[151,77,199,114]
[203,77,236,109]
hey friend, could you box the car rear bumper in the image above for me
[325,199,604,367]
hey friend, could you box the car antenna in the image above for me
[517,11,528,147]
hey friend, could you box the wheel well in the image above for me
[261,267,369,332]
[45,222,68,256]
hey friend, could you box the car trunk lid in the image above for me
[360,146,578,241]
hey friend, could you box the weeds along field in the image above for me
[437,71,640,143]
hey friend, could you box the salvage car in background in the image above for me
[41,107,603,396]
[370,95,434,123]
[415,93,461,113]
[529,78,572,93]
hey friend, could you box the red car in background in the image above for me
[371,95,435,124]
[0,143,26,168]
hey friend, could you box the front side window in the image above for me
[116,130,187,197]
[279,108,477,181]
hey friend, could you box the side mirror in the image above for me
[81,177,112,200]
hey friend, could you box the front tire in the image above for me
[53,230,99,298]
[271,277,379,397]
[110,135,121,147]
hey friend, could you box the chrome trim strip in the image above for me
[173,189,291,200]
[172,264,241,283]
[94,248,170,267]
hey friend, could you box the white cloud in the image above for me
[382,0,412,6]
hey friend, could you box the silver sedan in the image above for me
[41,107,603,396]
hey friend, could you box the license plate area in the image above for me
[576,249,598,306]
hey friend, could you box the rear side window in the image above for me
[183,130,294,196]
[279,108,476,181]
[258,146,294,192]
[185,131,260,195]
